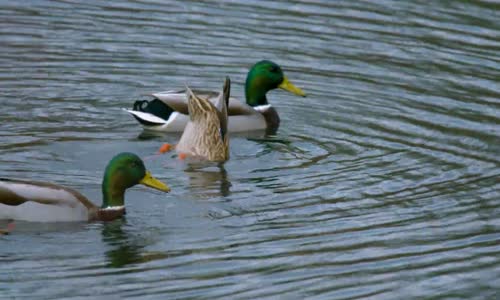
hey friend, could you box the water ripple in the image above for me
[1,0,499,299]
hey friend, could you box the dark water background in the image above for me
[1,0,499,299]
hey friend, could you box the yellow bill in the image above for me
[140,171,171,192]
[278,76,306,97]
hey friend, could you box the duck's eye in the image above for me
[269,66,279,73]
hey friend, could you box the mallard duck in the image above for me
[124,60,306,133]
[172,77,230,162]
[0,153,170,222]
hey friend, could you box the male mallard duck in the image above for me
[124,60,306,133]
[171,77,230,162]
[0,153,170,222]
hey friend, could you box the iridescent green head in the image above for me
[245,60,306,106]
[101,152,170,208]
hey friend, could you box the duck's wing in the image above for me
[0,178,95,209]
[153,89,256,116]
[152,89,213,114]
[0,178,96,222]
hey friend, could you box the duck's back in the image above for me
[0,179,91,222]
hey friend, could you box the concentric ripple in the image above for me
[0,0,499,299]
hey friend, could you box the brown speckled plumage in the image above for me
[176,77,231,162]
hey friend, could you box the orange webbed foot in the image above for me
[158,143,174,154]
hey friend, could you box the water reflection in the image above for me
[135,130,233,197]
[101,219,166,268]
[1,0,499,298]
[247,136,294,158]
[184,163,231,197]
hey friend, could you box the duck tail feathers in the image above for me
[136,99,174,119]
[124,98,176,126]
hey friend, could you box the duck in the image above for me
[124,60,306,133]
[161,77,230,162]
[0,152,170,223]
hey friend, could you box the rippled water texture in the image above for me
[1,0,499,299]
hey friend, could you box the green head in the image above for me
[245,60,306,106]
[101,152,170,208]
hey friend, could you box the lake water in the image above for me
[1,0,499,299]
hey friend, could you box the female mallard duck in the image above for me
[125,60,306,133]
[164,77,230,162]
[0,153,170,223]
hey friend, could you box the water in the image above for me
[1,0,499,299]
